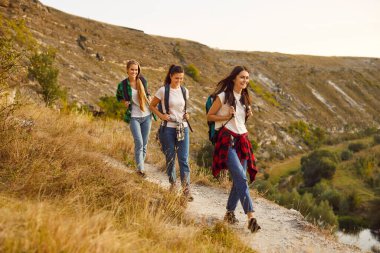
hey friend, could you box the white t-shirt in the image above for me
[155,86,189,128]
[215,91,247,134]
[131,87,151,117]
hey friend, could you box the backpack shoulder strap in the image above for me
[139,76,149,96]
[164,84,170,114]
[180,86,187,112]
[122,78,131,101]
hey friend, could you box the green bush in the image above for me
[184,64,200,81]
[374,134,380,145]
[196,142,214,168]
[301,150,338,187]
[310,200,338,228]
[340,150,353,161]
[338,216,366,231]
[347,190,362,211]
[348,142,367,153]
[249,80,279,107]
[250,138,259,153]
[369,199,380,230]
[311,181,343,211]
[355,157,375,178]
[254,180,278,197]
[277,188,302,208]
[28,47,61,106]
[287,121,326,149]
[97,96,125,120]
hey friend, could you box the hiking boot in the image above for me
[248,217,261,233]
[183,186,194,202]
[136,170,147,178]
[169,182,178,192]
[224,211,239,224]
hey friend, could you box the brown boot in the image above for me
[224,211,239,224]
[169,182,178,192]
[183,185,194,202]
[136,170,147,178]
[248,217,261,233]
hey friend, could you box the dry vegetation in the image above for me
[0,104,254,253]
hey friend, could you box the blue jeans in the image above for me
[159,126,190,185]
[130,115,152,172]
[226,147,254,214]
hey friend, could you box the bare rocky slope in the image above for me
[2,0,380,159]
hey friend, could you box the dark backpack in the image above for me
[205,94,236,145]
[205,95,218,144]
[121,76,149,102]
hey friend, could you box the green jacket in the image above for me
[116,77,156,123]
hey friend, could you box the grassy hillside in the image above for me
[257,136,380,231]
[2,0,380,164]
[0,103,255,253]
[0,16,254,252]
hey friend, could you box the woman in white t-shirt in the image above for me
[116,60,152,178]
[149,65,193,201]
[207,66,260,233]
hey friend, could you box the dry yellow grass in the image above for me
[0,103,254,253]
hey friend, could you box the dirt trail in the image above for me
[103,156,361,253]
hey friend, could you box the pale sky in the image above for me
[40,0,380,58]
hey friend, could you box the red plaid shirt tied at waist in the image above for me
[212,127,258,182]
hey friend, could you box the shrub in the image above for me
[341,150,353,161]
[354,156,376,181]
[250,138,260,153]
[298,192,315,214]
[254,179,277,197]
[374,134,380,145]
[348,142,367,153]
[310,200,338,228]
[28,47,61,106]
[338,216,366,231]
[97,95,125,120]
[277,188,302,208]
[249,80,279,107]
[196,142,214,168]
[287,121,326,149]
[347,190,362,211]
[0,16,28,133]
[199,222,254,252]
[301,150,338,187]
[184,64,200,81]
[369,199,380,230]
[311,180,342,211]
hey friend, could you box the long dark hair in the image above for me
[164,65,184,85]
[212,66,252,109]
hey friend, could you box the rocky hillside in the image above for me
[2,0,380,159]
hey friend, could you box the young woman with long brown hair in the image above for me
[116,60,153,178]
[207,66,260,232]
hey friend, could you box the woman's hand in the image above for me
[183,113,190,121]
[123,100,130,108]
[161,113,171,121]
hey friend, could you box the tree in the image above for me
[28,47,60,106]
[301,150,338,187]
